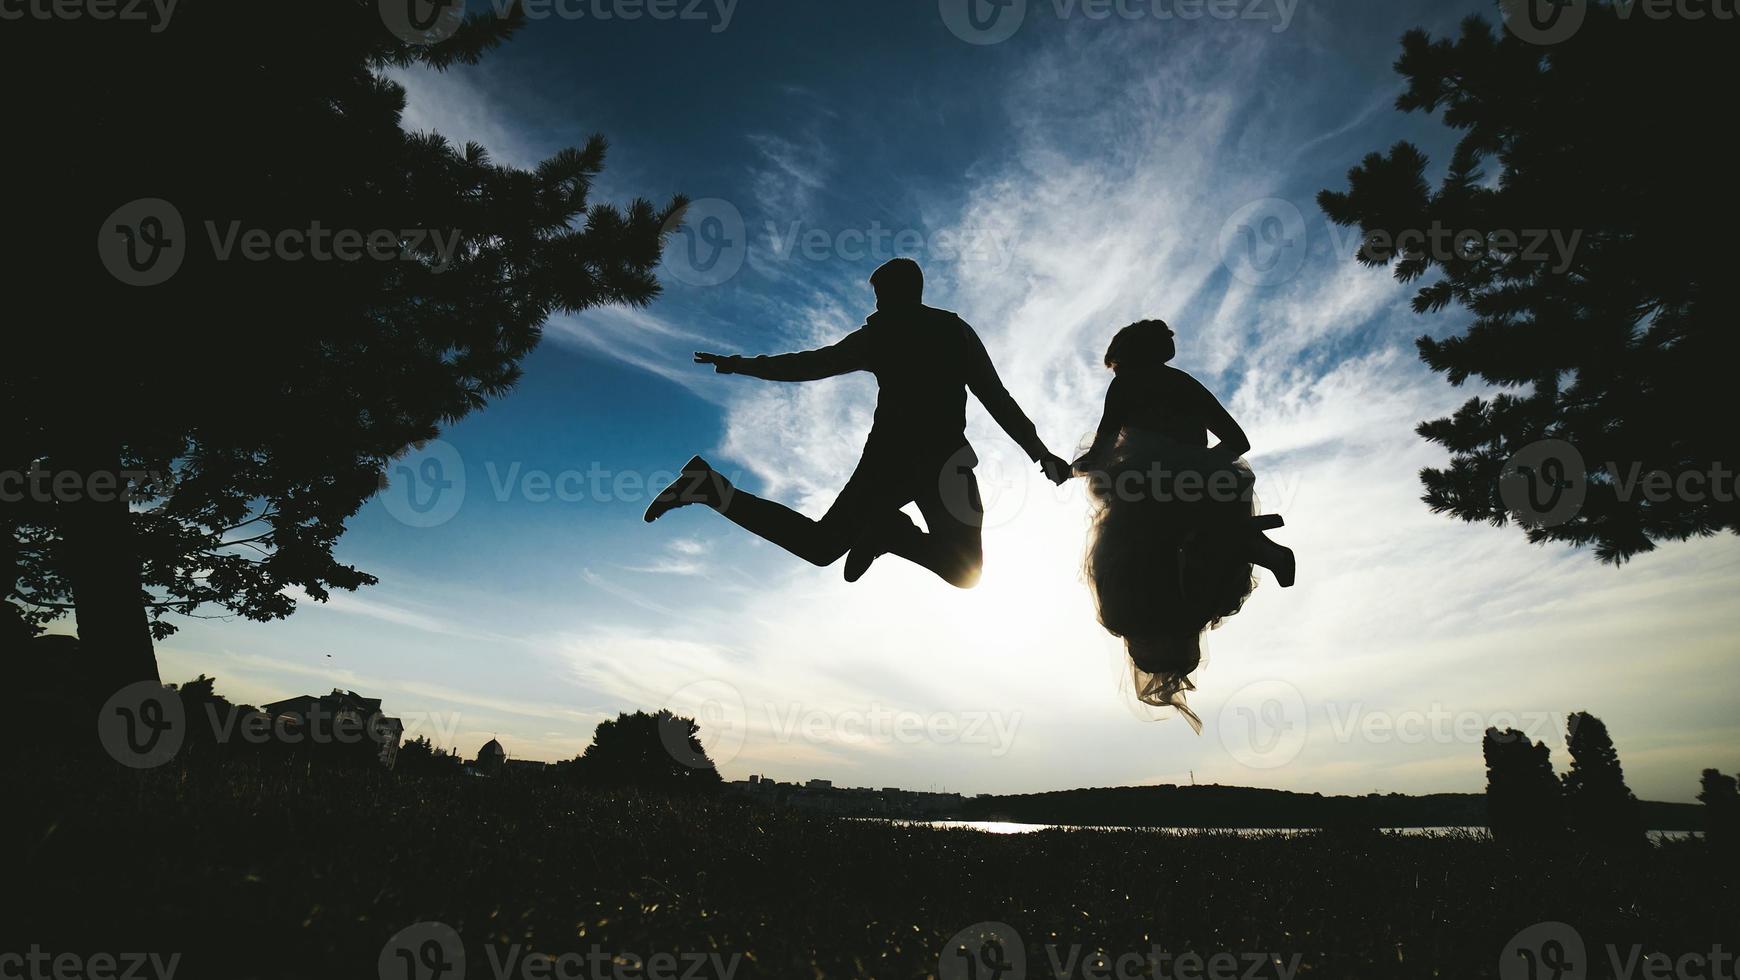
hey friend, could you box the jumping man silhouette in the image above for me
[645,258,1070,587]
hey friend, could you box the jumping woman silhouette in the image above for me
[1070,319,1295,730]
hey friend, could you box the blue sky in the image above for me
[141,0,1739,802]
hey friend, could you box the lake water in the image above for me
[873,819,1696,841]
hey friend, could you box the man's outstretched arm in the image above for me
[961,323,1070,483]
[695,330,869,382]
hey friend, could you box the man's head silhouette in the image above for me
[870,258,924,310]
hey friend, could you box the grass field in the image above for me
[14,760,1736,980]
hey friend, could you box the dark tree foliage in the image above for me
[1318,2,1737,563]
[1698,769,1738,849]
[1482,726,1563,843]
[397,735,464,778]
[170,675,251,767]
[1,2,686,684]
[563,710,723,792]
[1560,712,1642,847]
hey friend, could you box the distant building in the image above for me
[806,778,833,791]
[262,689,403,769]
[471,738,507,775]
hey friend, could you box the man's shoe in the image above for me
[844,511,919,583]
[644,456,727,523]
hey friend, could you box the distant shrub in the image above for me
[1483,727,1565,843]
[561,710,722,793]
[1699,770,1738,850]
[1562,713,1643,849]
[397,735,464,778]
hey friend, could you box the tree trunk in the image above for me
[59,444,159,686]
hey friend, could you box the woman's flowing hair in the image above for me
[1127,635,1204,732]
[1078,429,1258,733]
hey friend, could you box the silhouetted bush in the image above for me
[1699,770,1738,852]
[561,710,722,792]
[1562,713,1643,849]
[1483,727,1564,843]
[397,735,464,778]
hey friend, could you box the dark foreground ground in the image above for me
[13,762,1737,980]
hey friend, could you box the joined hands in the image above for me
[1039,453,1072,486]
